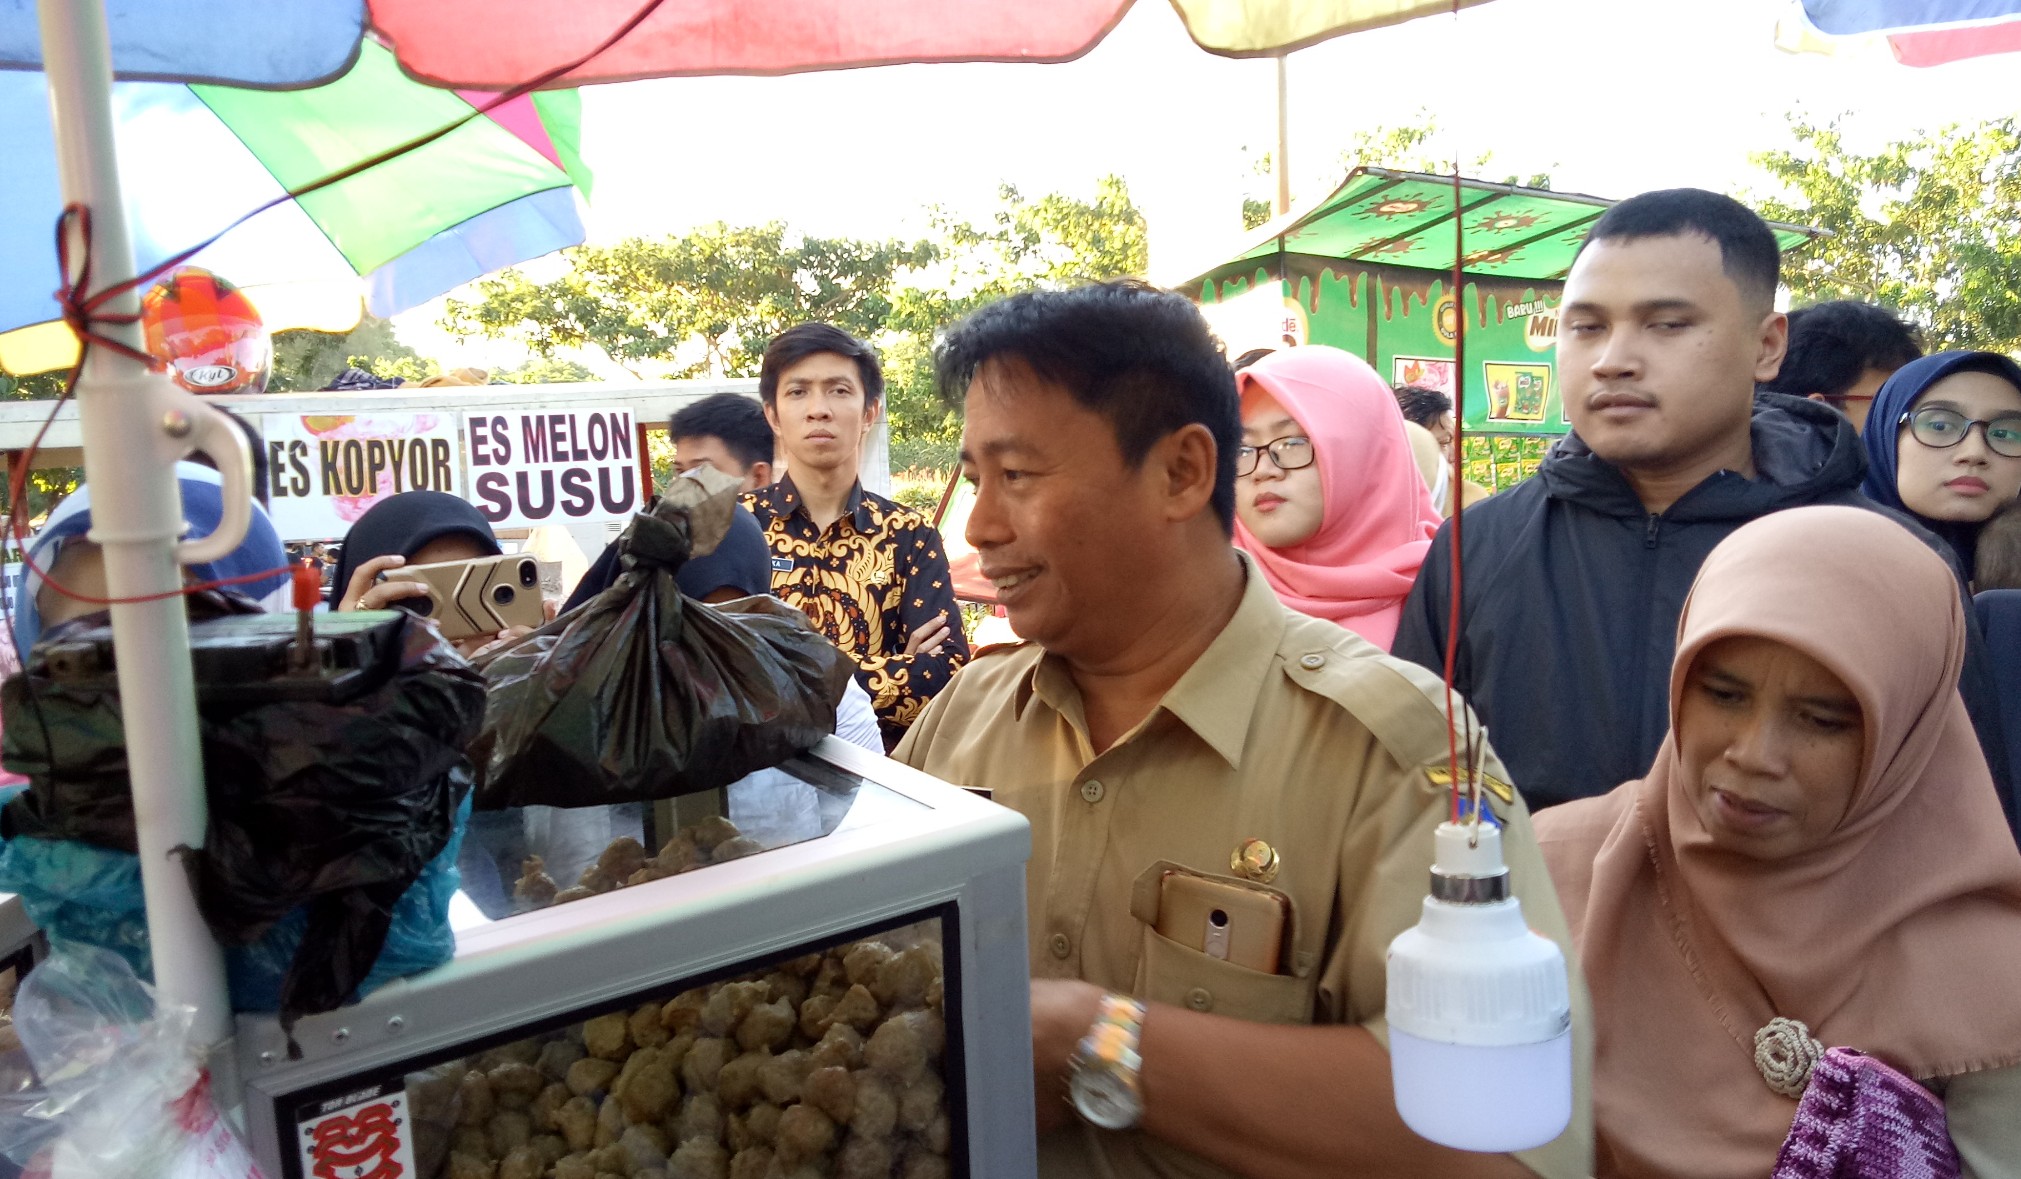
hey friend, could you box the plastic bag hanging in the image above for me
[468,467,855,810]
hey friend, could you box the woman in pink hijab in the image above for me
[1233,346,1443,648]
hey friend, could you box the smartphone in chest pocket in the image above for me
[1153,871,1288,974]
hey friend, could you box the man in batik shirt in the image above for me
[746,323,968,748]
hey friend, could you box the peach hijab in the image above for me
[1536,506,2021,1179]
[1231,346,1442,648]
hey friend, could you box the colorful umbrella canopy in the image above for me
[0,39,590,373]
[0,1,1495,89]
[1780,0,2021,65]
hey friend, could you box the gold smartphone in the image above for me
[1153,871,1288,974]
[381,554,544,640]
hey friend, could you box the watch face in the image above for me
[1071,1067,1143,1131]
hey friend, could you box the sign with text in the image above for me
[295,1078,417,1179]
[465,407,642,528]
[260,413,463,541]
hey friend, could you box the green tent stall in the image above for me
[1187,168,1818,490]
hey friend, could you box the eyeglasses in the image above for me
[1900,406,2021,458]
[1236,435,1315,476]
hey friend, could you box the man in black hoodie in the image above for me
[1395,188,2013,824]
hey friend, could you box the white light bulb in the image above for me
[1386,820,1573,1153]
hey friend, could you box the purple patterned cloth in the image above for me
[1773,1048,1963,1179]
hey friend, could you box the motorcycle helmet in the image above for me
[140,266,271,395]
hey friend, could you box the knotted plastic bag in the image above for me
[0,598,484,1033]
[469,467,853,809]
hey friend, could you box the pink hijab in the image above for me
[1232,346,1443,647]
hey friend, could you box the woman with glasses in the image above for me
[1231,346,1442,648]
[1862,351,2021,580]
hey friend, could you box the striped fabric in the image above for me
[1773,1048,1962,1179]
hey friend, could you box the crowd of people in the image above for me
[15,184,2021,1179]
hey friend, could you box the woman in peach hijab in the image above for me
[1536,505,2021,1178]
[1232,346,1442,648]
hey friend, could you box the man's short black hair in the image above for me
[1393,384,1453,429]
[1760,300,1924,400]
[670,392,774,471]
[1577,188,1781,310]
[759,323,884,409]
[935,279,1241,533]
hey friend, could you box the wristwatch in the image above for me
[1067,992,1147,1130]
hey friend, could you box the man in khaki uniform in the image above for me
[896,281,1592,1179]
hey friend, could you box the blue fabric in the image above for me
[1859,351,2021,572]
[0,0,362,86]
[1802,0,2021,34]
[13,463,290,651]
[0,792,469,1012]
[1976,591,2021,837]
[367,186,584,318]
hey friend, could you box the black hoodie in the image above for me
[1395,393,2015,827]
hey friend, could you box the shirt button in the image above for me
[1299,653,1326,670]
[1049,933,1072,959]
[1079,779,1106,804]
[1185,987,1213,1012]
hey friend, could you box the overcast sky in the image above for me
[397,0,2021,370]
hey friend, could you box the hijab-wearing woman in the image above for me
[1862,350,2021,580]
[329,490,531,659]
[1536,506,2021,1179]
[1232,346,1443,649]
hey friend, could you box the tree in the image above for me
[495,357,599,383]
[1334,113,1552,190]
[270,315,425,391]
[438,223,935,380]
[1748,116,2021,354]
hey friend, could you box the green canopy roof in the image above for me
[1194,168,1819,287]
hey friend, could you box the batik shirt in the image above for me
[745,477,969,748]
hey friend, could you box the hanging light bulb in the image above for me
[1387,817,1572,1153]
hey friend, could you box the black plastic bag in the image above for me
[468,468,853,810]
[0,594,485,1033]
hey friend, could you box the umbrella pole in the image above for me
[36,0,231,1047]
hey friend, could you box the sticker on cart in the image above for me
[298,1080,416,1179]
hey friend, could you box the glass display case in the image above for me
[233,738,1034,1179]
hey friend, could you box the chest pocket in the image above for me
[1129,862,1317,1025]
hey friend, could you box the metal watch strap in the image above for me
[1072,992,1145,1093]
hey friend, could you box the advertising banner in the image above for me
[464,406,642,529]
[260,413,464,541]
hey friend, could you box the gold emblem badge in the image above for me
[1232,838,1280,884]
[1424,766,1516,806]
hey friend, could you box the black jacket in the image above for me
[1394,393,2015,829]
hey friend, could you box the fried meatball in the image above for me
[654,836,701,875]
[737,998,795,1053]
[796,994,837,1041]
[834,1133,894,1179]
[531,1083,572,1133]
[779,953,822,979]
[594,1093,626,1148]
[897,1072,943,1134]
[538,1039,588,1083]
[842,943,894,989]
[457,1070,497,1127]
[826,985,881,1034]
[662,1032,698,1076]
[551,1153,596,1179]
[802,1067,855,1125]
[531,1135,570,1167]
[596,837,649,880]
[772,1105,836,1167]
[716,1050,770,1111]
[681,1037,732,1093]
[583,1013,633,1062]
[762,971,809,1011]
[807,1025,862,1072]
[554,886,598,906]
[660,988,708,1035]
[711,837,764,863]
[675,1092,724,1146]
[446,1152,497,1179]
[811,956,849,999]
[701,982,765,1038]
[490,1062,548,1110]
[628,1002,672,1050]
[898,1152,950,1179]
[452,1126,490,1158]
[555,1097,599,1152]
[667,1138,729,1179]
[514,857,558,911]
[689,816,740,853]
[619,1050,680,1125]
[727,1147,774,1179]
[567,1058,621,1098]
[922,1110,951,1155]
[864,1017,928,1083]
[756,1051,815,1107]
[480,1042,544,1070]
[618,1124,672,1175]
[925,976,943,1013]
[870,946,939,1010]
[849,1075,898,1139]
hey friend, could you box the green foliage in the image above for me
[438,223,935,380]
[270,315,423,392]
[1749,116,2021,354]
[0,372,82,519]
[495,357,599,384]
[1242,197,1273,231]
[1332,113,1552,190]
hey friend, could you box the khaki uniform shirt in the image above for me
[895,563,1593,1179]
